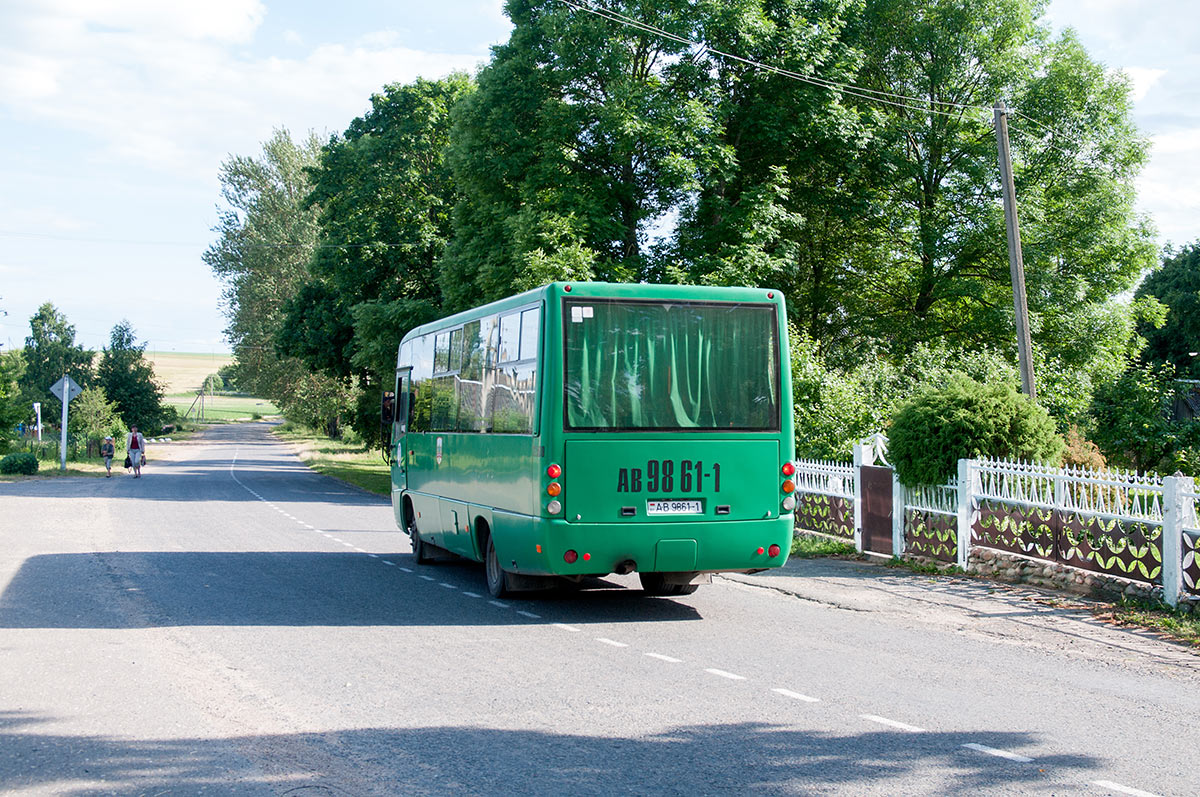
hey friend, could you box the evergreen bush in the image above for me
[0,452,39,475]
[889,374,1064,487]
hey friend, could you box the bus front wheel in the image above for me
[639,572,699,596]
[485,535,511,598]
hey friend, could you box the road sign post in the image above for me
[49,375,83,471]
[33,402,42,442]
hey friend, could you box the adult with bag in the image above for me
[126,425,146,478]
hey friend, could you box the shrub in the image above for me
[1062,425,1107,470]
[889,374,1064,487]
[0,452,39,475]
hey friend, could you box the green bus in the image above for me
[384,282,796,597]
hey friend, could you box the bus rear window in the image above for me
[564,299,779,431]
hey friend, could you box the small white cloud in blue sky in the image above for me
[0,0,1195,353]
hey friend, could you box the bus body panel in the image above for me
[562,438,781,523]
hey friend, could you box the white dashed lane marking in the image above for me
[705,668,746,681]
[516,610,541,618]
[596,638,628,648]
[773,688,819,703]
[553,623,581,632]
[645,653,682,663]
[861,715,925,733]
[961,743,1034,764]
[462,591,482,598]
[489,600,510,609]
[1093,781,1162,797]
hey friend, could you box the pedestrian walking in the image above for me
[126,426,146,478]
[100,436,115,477]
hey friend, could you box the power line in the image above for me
[555,0,1080,143]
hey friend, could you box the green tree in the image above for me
[204,128,324,401]
[1089,361,1177,473]
[1136,241,1200,378]
[843,1,1155,361]
[0,350,27,449]
[96,321,167,432]
[18,303,95,421]
[442,0,713,309]
[68,387,125,445]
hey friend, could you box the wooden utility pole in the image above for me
[994,100,1036,400]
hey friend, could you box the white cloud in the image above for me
[1122,67,1167,103]
[0,1,490,179]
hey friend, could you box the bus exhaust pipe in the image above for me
[615,560,637,575]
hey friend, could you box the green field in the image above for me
[146,351,233,394]
[164,393,279,421]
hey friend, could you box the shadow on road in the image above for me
[0,552,706,629]
[0,710,1097,795]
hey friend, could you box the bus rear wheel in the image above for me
[485,535,510,598]
[638,572,699,596]
[408,515,430,564]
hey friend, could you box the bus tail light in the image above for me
[768,544,781,558]
[756,547,765,555]
[547,499,562,515]
[547,482,562,496]
[781,479,795,494]
[547,463,562,478]
[781,462,795,476]
[782,495,797,512]
[564,549,578,564]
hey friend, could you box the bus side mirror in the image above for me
[380,391,395,463]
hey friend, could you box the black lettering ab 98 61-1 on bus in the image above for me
[616,460,721,493]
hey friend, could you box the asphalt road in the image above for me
[1,422,1197,796]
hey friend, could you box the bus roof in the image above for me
[399,282,784,344]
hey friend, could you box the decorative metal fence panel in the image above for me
[971,460,1166,585]
[904,480,958,563]
[792,459,855,541]
[1183,483,1200,597]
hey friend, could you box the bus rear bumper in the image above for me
[505,515,794,577]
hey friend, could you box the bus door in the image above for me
[392,368,411,492]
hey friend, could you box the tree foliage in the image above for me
[96,321,167,432]
[18,303,94,420]
[69,387,125,444]
[1136,241,1200,378]
[204,128,324,401]
[0,350,27,447]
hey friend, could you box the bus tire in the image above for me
[484,534,510,598]
[407,511,430,564]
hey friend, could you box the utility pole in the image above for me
[994,100,1036,400]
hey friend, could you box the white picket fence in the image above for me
[790,440,1200,607]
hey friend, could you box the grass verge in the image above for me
[165,394,280,422]
[791,532,859,558]
[1098,597,1200,648]
[273,423,390,496]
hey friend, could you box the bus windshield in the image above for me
[564,299,779,431]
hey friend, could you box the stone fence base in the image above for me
[968,547,1170,605]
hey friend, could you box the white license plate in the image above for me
[647,500,703,515]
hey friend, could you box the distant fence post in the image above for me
[1163,475,1183,608]
[956,458,973,571]
[852,443,865,553]
[892,471,906,558]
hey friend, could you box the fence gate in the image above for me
[861,465,894,556]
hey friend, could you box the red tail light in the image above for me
[564,550,578,564]
[768,544,781,558]
[547,463,562,478]
[781,462,795,476]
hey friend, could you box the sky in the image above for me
[0,0,1196,354]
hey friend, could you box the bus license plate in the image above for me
[647,500,703,515]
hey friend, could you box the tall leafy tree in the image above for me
[0,349,27,443]
[97,321,166,432]
[204,128,324,401]
[1136,241,1200,378]
[442,0,713,310]
[281,75,472,382]
[844,0,1155,359]
[18,303,95,421]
